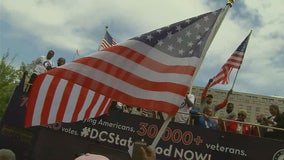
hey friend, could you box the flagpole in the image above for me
[151,115,172,148]
[190,0,234,87]
[72,49,79,61]
[231,30,252,89]
[97,26,108,51]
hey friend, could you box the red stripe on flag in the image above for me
[69,58,189,95]
[94,97,110,117]
[25,75,45,127]
[56,81,73,122]
[101,41,111,49]
[84,93,100,119]
[40,77,61,124]
[71,87,89,122]
[48,67,188,99]
[103,46,196,75]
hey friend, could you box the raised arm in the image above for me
[215,89,233,111]
[201,79,213,102]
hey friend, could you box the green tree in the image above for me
[0,53,25,118]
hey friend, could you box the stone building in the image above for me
[191,86,284,123]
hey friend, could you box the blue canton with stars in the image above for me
[236,33,250,53]
[131,8,222,58]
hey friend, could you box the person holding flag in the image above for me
[198,78,232,116]
[198,30,252,116]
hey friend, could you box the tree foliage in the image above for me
[0,53,25,118]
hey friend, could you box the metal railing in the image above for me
[177,111,284,135]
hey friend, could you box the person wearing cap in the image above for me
[226,109,252,135]
[174,92,195,124]
[198,78,233,116]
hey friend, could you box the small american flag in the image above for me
[209,31,252,88]
[100,30,117,49]
[25,8,223,127]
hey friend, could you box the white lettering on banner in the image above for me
[80,127,133,148]
[83,119,97,125]
[156,145,212,160]
[61,127,78,136]
[205,143,246,156]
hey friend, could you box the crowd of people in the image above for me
[108,78,284,160]
[111,78,284,142]
[186,79,284,140]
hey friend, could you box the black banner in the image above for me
[43,111,284,160]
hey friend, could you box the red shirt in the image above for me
[226,121,252,135]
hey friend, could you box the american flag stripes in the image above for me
[209,31,252,88]
[25,75,112,127]
[25,8,223,127]
[100,30,118,49]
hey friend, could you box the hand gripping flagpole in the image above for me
[151,0,235,148]
[231,30,252,90]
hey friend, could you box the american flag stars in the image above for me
[132,9,222,58]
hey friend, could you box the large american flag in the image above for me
[209,31,252,88]
[100,30,118,49]
[25,8,223,127]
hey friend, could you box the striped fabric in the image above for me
[25,8,222,127]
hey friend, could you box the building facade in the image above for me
[191,86,284,123]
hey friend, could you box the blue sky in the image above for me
[0,0,283,97]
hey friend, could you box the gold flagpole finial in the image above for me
[226,0,235,7]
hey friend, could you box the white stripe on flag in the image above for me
[48,78,68,124]
[63,84,82,122]
[77,90,95,120]
[64,62,185,105]
[32,75,53,126]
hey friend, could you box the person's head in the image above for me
[205,94,213,105]
[75,153,109,160]
[0,149,16,160]
[269,104,280,116]
[226,103,234,114]
[237,109,247,122]
[203,106,213,118]
[46,50,55,60]
[57,57,66,66]
[256,114,266,124]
